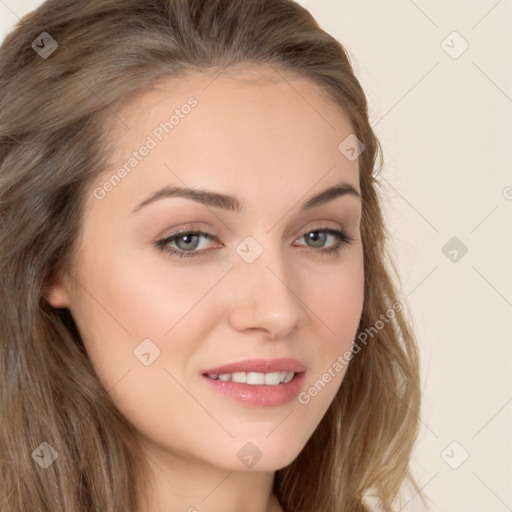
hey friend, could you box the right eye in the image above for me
[155,229,218,259]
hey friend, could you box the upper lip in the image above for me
[203,358,306,375]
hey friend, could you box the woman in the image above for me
[0,1,423,511]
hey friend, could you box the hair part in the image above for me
[0,1,423,510]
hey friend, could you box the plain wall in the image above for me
[1,1,511,511]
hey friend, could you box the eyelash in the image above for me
[155,226,356,259]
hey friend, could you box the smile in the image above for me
[206,371,295,385]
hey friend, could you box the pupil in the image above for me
[308,231,325,247]
[179,234,198,250]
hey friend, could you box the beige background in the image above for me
[1,1,511,510]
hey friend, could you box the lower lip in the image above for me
[202,372,306,407]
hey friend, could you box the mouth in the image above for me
[201,358,306,407]
[204,370,297,385]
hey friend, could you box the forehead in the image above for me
[103,63,355,160]
[88,64,360,221]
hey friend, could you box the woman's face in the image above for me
[46,65,364,472]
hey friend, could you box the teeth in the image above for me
[232,372,246,383]
[248,372,265,385]
[283,371,294,383]
[208,371,295,385]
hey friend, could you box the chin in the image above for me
[215,435,307,473]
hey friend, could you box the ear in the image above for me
[43,269,72,309]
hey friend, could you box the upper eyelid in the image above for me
[163,224,345,240]
[162,218,348,237]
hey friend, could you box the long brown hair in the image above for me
[0,1,423,510]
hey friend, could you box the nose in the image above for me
[226,246,307,340]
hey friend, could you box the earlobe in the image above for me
[43,270,71,309]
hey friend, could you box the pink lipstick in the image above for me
[201,358,306,408]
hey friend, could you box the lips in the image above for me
[202,357,306,375]
[201,358,307,407]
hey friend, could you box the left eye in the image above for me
[155,227,354,259]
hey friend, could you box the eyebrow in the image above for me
[130,181,360,215]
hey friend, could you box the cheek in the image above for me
[79,248,217,339]
[70,248,227,389]
[306,249,364,343]
[314,268,364,333]
[68,254,216,439]
[298,250,364,400]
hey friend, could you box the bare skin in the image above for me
[46,64,364,512]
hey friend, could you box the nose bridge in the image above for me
[228,234,305,338]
